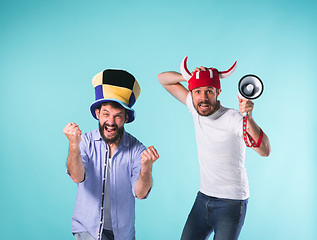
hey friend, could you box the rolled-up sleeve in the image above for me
[131,144,147,198]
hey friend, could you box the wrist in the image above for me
[141,165,152,174]
[69,142,80,149]
[246,113,254,121]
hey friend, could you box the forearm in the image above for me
[158,71,189,104]
[135,167,153,199]
[247,117,271,156]
[67,143,85,183]
[158,71,185,85]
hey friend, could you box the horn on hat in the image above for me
[180,56,192,81]
[219,61,237,79]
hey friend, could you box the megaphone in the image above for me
[238,74,263,100]
[238,74,265,148]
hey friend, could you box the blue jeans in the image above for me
[181,192,248,240]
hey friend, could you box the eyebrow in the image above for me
[101,109,109,113]
[114,112,124,117]
[101,109,125,116]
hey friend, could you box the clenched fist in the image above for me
[238,97,254,117]
[140,146,159,171]
[63,122,82,145]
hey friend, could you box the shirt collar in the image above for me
[208,101,223,120]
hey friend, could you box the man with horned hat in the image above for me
[63,69,159,240]
[158,57,271,240]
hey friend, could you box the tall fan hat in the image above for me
[90,69,141,123]
[180,56,237,91]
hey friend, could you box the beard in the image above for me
[194,99,219,116]
[99,121,124,144]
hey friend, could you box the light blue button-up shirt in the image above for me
[70,129,146,240]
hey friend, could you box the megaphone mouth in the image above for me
[238,74,264,100]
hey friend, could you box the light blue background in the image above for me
[1,0,316,239]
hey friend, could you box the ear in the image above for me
[124,114,128,123]
[216,89,222,98]
[95,109,100,120]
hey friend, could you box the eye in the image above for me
[115,114,124,119]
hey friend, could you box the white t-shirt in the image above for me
[186,93,249,200]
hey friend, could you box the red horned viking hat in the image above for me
[180,56,237,91]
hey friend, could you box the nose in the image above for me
[200,91,208,100]
[106,116,116,126]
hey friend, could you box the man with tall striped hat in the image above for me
[63,69,159,240]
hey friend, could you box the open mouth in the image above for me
[105,125,118,135]
[99,121,124,144]
[198,103,210,110]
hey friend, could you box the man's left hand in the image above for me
[238,97,254,118]
[141,146,159,172]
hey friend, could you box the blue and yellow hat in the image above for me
[90,69,141,123]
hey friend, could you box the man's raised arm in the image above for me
[158,71,189,105]
[63,122,85,183]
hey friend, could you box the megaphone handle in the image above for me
[238,93,248,117]
[243,116,263,148]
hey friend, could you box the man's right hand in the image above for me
[64,122,85,183]
[63,122,82,145]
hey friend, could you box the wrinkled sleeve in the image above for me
[131,142,147,198]
[186,92,195,113]
[79,134,91,180]
[231,110,244,138]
